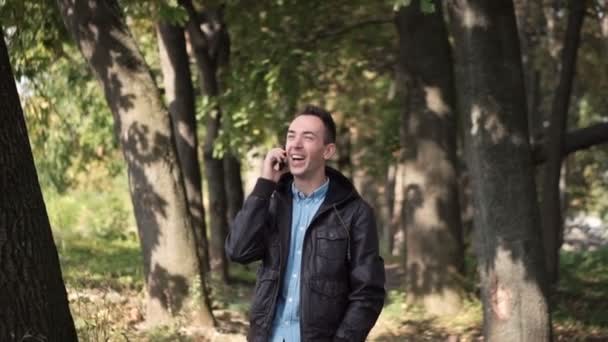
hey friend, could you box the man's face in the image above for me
[285,115,335,179]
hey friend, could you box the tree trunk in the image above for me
[540,0,586,286]
[514,0,543,145]
[181,1,232,282]
[448,1,550,340]
[395,0,465,316]
[224,154,244,223]
[0,24,78,342]
[57,0,214,326]
[384,163,397,255]
[336,120,353,180]
[599,0,608,57]
[156,22,211,275]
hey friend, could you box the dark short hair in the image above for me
[295,105,336,144]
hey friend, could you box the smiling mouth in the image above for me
[290,154,305,162]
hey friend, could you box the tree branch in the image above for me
[534,122,608,164]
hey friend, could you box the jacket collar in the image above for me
[276,166,358,207]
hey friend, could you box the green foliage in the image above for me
[218,0,399,167]
[556,248,608,328]
[0,0,71,80]
[21,46,121,193]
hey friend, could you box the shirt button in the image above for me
[292,273,297,278]
[288,297,293,302]
[297,250,302,255]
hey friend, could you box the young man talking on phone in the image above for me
[226,105,385,342]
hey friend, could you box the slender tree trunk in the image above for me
[395,0,465,316]
[449,1,550,340]
[57,0,214,326]
[514,0,543,144]
[336,120,353,180]
[384,163,397,254]
[156,22,211,275]
[598,0,608,57]
[0,25,78,342]
[390,161,407,258]
[540,0,586,286]
[181,0,232,282]
[224,154,244,224]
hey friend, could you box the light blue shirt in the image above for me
[270,179,329,342]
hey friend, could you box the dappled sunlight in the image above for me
[451,1,489,29]
[469,103,528,146]
[423,86,451,117]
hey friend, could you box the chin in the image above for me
[289,167,308,178]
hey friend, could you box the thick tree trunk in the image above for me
[57,0,214,326]
[0,25,78,342]
[224,154,244,224]
[182,0,232,282]
[540,0,586,286]
[156,22,211,275]
[449,1,550,340]
[395,0,465,316]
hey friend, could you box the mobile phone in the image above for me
[273,159,286,171]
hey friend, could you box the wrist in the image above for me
[251,178,277,198]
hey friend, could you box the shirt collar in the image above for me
[291,178,329,202]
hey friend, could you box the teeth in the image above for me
[291,155,304,160]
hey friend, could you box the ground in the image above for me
[63,242,608,341]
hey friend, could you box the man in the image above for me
[226,105,386,342]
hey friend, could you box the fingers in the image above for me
[262,148,287,181]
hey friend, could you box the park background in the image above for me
[1,0,608,341]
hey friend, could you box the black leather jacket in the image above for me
[226,167,386,342]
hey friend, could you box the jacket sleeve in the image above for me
[225,178,277,264]
[334,201,386,342]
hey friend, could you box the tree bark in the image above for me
[449,1,551,340]
[224,154,244,224]
[540,0,586,286]
[57,0,214,326]
[599,0,608,57]
[156,22,211,275]
[0,24,78,342]
[395,0,465,316]
[181,0,232,282]
[514,0,543,145]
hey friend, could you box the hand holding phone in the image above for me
[262,147,288,182]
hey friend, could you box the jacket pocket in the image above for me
[307,277,349,330]
[250,268,279,315]
[316,229,348,260]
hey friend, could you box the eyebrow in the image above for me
[287,130,318,137]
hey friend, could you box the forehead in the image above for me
[288,115,325,133]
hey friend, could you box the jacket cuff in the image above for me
[251,178,277,198]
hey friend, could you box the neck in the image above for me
[293,169,327,196]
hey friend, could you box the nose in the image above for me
[289,135,303,149]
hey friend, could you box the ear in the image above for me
[323,143,336,160]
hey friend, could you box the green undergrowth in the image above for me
[554,247,608,333]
